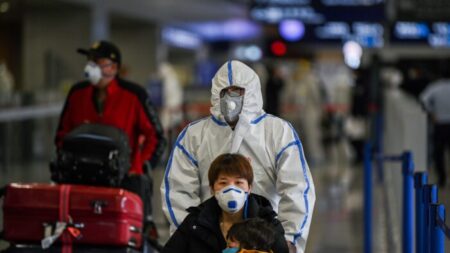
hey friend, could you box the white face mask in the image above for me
[84,61,102,85]
[220,94,243,123]
[215,185,248,214]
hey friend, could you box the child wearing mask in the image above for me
[224,218,277,253]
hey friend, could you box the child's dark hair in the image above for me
[227,218,275,252]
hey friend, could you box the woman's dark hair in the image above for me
[226,218,275,252]
[208,153,253,187]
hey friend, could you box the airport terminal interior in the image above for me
[1,0,450,252]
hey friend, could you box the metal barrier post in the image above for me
[364,142,372,253]
[414,172,428,253]
[430,204,445,253]
[402,151,414,253]
[424,185,438,253]
[374,109,384,182]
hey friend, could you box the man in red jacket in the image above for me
[55,40,165,237]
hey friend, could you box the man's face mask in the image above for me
[84,61,102,85]
[215,185,248,214]
[220,87,244,123]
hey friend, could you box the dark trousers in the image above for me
[433,123,450,186]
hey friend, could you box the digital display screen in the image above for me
[250,0,385,24]
[274,21,384,48]
[162,27,203,49]
[391,22,450,47]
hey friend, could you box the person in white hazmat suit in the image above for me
[161,60,315,253]
[158,62,183,132]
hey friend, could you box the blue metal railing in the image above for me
[430,204,445,253]
[365,148,450,253]
[402,152,415,253]
[363,143,373,253]
[363,145,415,253]
[414,173,450,253]
[414,172,428,253]
[423,184,438,253]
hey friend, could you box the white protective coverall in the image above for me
[161,60,315,253]
[158,62,183,131]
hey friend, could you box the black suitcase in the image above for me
[51,123,131,187]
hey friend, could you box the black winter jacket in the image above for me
[162,193,289,253]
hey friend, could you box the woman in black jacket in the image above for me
[162,153,288,253]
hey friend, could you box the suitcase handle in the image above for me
[90,200,108,214]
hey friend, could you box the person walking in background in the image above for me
[161,60,315,253]
[420,67,450,187]
[54,40,166,235]
[158,62,184,145]
[293,60,324,166]
[0,61,14,97]
[264,64,285,116]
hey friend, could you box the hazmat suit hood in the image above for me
[210,60,264,122]
[210,60,265,152]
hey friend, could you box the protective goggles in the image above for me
[220,87,245,98]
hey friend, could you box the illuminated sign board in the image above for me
[316,22,383,47]
[391,22,450,47]
[251,6,325,24]
[183,20,261,42]
[250,0,385,23]
[280,21,383,47]
[162,27,203,49]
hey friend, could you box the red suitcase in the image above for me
[2,183,143,249]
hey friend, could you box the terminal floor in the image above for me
[1,161,449,252]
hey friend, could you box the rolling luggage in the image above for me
[51,123,131,187]
[1,245,143,253]
[2,183,143,249]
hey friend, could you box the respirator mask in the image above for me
[84,61,102,85]
[215,185,248,214]
[220,91,244,123]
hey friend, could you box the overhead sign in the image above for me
[251,6,325,24]
[315,22,383,47]
[162,27,203,49]
[282,21,384,47]
[183,19,262,41]
[391,22,450,47]
[250,0,385,24]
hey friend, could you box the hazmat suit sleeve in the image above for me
[275,122,316,253]
[160,125,201,230]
